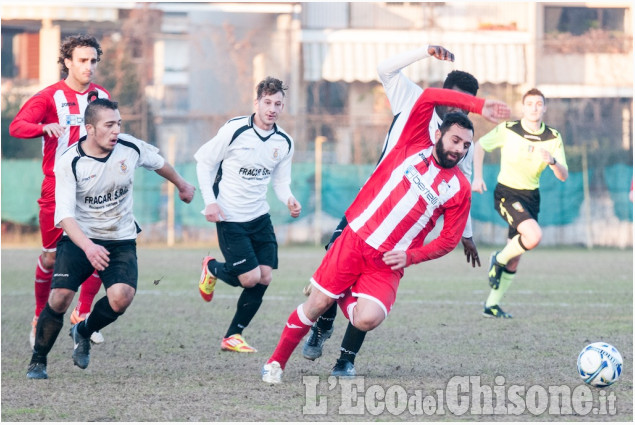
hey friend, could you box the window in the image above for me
[545,7,626,35]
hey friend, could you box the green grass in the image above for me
[1,246,632,421]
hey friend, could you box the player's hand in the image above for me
[481,100,511,123]
[427,45,455,62]
[287,197,302,218]
[382,250,407,270]
[178,182,196,203]
[84,243,110,272]
[42,123,66,138]
[471,177,487,193]
[461,237,481,268]
[204,203,225,223]
[538,147,554,165]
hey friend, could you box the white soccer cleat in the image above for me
[90,331,105,344]
[262,361,283,384]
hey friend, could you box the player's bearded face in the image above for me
[435,126,472,168]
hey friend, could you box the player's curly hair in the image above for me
[58,34,103,75]
[256,77,288,100]
[443,70,479,96]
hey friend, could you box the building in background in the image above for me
[1,2,632,246]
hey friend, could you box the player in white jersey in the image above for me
[26,97,196,379]
[303,45,483,375]
[196,77,302,353]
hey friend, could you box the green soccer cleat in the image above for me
[488,251,505,289]
[482,304,513,319]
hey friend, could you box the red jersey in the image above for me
[9,80,110,181]
[346,88,484,265]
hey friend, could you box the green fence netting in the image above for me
[2,160,632,228]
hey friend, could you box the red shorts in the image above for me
[311,226,404,317]
[38,177,62,251]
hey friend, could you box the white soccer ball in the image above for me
[577,342,623,387]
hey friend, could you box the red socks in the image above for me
[76,272,102,315]
[268,305,314,369]
[34,256,53,317]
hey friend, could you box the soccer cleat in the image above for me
[198,256,217,302]
[302,323,334,360]
[26,362,48,379]
[221,334,257,353]
[70,310,105,344]
[482,304,513,319]
[262,361,283,384]
[30,316,38,349]
[69,324,91,369]
[488,251,505,289]
[331,359,356,377]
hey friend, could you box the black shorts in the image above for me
[493,183,540,239]
[52,236,138,291]
[216,213,278,276]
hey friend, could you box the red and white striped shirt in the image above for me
[9,80,110,181]
[346,88,484,265]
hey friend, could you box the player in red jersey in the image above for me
[262,88,510,383]
[10,34,110,347]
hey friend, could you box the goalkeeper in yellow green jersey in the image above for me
[472,88,568,318]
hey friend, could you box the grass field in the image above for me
[1,245,632,421]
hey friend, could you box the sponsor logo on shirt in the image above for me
[404,165,439,206]
[65,114,84,126]
[238,167,271,178]
[81,174,97,182]
[84,187,129,205]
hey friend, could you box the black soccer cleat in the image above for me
[488,251,505,289]
[482,304,513,319]
[331,359,356,377]
[26,362,48,379]
[302,323,334,361]
[69,324,91,369]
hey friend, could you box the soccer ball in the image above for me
[577,342,623,387]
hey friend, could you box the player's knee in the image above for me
[48,289,74,313]
[40,252,56,270]
[353,312,384,332]
[353,308,386,332]
[107,284,135,313]
[522,228,542,249]
[239,268,261,288]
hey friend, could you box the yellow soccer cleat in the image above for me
[221,334,257,353]
[198,256,217,302]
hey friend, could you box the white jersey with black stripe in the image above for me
[195,114,295,223]
[54,133,165,240]
[376,46,474,238]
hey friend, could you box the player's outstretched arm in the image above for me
[427,45,455,62]
[481,100,511,123]
[154,162,196,203]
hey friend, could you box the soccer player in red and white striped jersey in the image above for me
[10,34,110,348]
[262,88,510,384]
